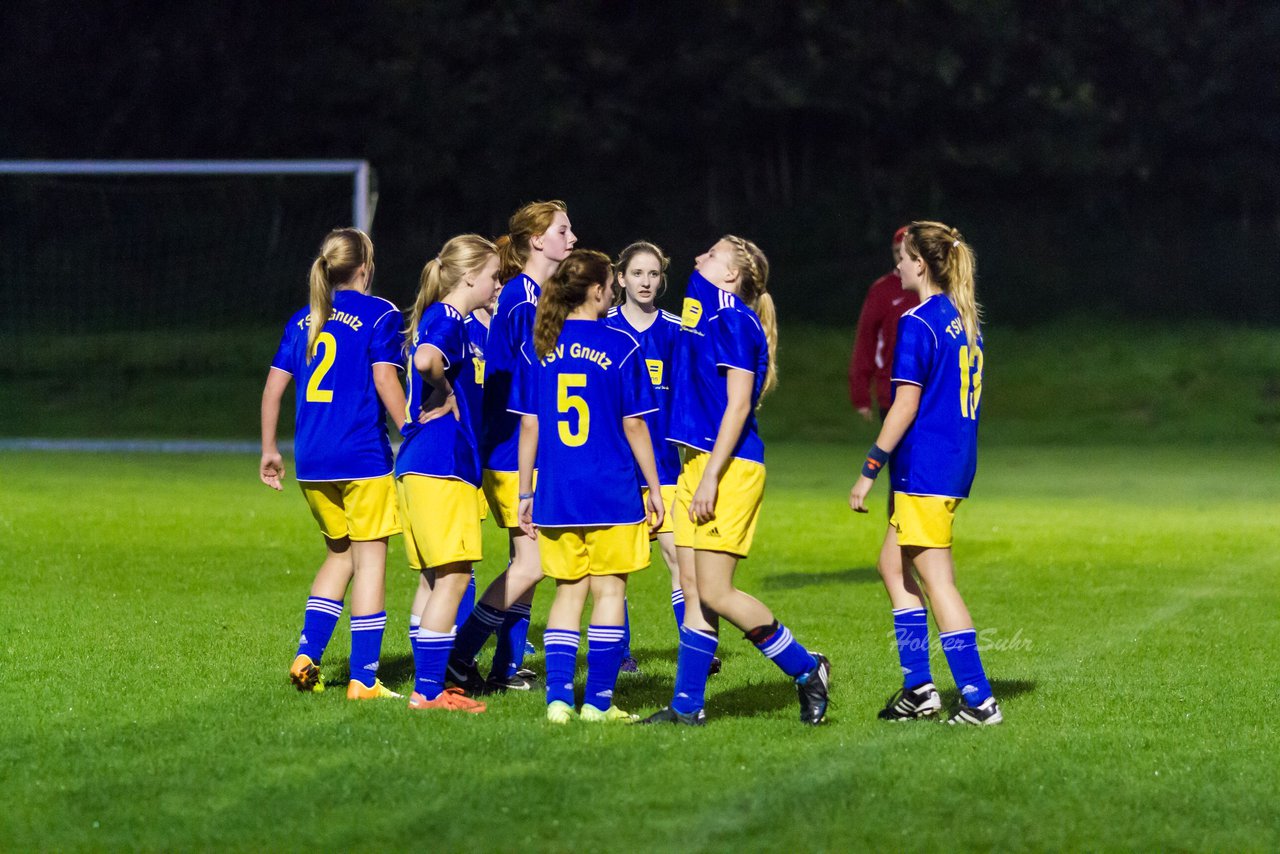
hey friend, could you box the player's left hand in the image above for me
[848,475,874,513]
[419,389,460,424]
[690,478,717,524]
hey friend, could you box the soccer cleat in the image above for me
[580,704,638,723]
[346,679,403,700]
[946,696,1003,726]
[289,654,325,693]
[524,639,538,657]
[877,682,943,721]
[515,667,538,680]
[445,657,487,695]
[619,656,641,674]
[794,653,831,725]
[637,706,707,726]
[546,700,578,724]
[408,687,486,714]
[485,671,538,693]
[708,656,722,677]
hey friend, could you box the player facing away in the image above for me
[259,227,405,700]
[449,201,578,693]
[849,226,919,422]
[641,237,831,726]
[849,220,1002,726]
[510,249,665,724]
[604,241,684,672]
[397,235,502,714]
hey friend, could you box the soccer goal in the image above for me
[0,160,376,342]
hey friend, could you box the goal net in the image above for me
[0,161,375,348]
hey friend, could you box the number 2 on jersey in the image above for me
[306,332,337,403]
[958,345,983,420]
[557,373,590,447]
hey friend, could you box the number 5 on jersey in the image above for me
[958,345,983,420]
[557,373,589,447]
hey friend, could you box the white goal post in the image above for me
[0,159,376,232]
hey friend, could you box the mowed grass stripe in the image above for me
[1,445,1277,850]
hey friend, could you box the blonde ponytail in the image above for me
[722,234,778,400]
[406,234,498,354]
[307,228,373,361]
[903,221,983,348]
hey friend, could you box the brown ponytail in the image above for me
[533,249,612,359]
[498,200,568,281]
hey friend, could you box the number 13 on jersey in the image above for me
[959,345,983,420]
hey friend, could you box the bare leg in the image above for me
[907,546,972,632]
[310,536,354,600]
[588,574,627,626]
[694,549,773,633]
[348,538,388,615]
[546,576,590,631]
[476,528,543,609]
[677,545,718,634]
[656,532,679,590]
[419,564,472,633]
[877,525,926,610]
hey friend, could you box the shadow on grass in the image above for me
[938,677,1037,708]
[763,566,880,590]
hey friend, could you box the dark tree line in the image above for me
[5,0,1279,323]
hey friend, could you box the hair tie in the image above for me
[952,240,960,247]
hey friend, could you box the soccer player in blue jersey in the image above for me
[604,241,684,671]
[849,221,1002,726]
[259,227,405,700]
[448,201,578,693]
[397,234,502,714]
[509,249,665,724]
[642,237,831,726]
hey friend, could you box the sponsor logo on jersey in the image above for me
[646,359,663,385]
[680,298,703,328]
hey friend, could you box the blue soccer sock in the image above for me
[751,622,818,679]
[349,611,387,687]
[940,628,993,706]
[893,607,932,688]
[455,571,477,631]
[450,602,506,668]
[296,596,343,662]
[414,627,456,700]
[543,628,580,707]
[621,599,633,658]
[584,624,627,710]
[671,626,718,714]
[490,602,532,681]
[670,589,685,630]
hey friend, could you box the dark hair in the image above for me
[533,249,612,359]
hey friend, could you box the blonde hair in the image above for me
[406,234,498,353]
[902,220,982,348]
[496,200,569,281]
[307,228,373,361]
[611,240,670,307]
[533,249,612,359]
[721,234,777,399]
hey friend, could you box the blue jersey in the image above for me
[456,313,489,447]
[270,289,401,482]
[481,274,539,472]
[668,271,768,464]
[396,303,480,486]
[890,294,983,499]
[603,306,683,485]
[509,319,657,527]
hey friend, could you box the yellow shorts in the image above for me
[642,485,677,536]
[397,475,483,572]
[538,524,650,581]
[482,469,536,529]
[891,493,961,549]
[300,474,400,542]
[478,488,490,522]
[672,450,765,558]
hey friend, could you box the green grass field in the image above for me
[2,322,1279,850]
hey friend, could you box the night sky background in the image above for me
[4,0,1279,327]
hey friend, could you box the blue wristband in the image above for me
[861,444,889,479]
[518,492,534,500]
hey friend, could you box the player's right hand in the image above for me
[647,488,665,534]
[518,497,538,539]
[848,475,874,513]
[260,452,285,491]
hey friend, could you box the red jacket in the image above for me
[848,271,919,412]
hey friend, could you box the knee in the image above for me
[695,578,729,613]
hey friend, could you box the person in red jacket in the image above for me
[848,226,919,421]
